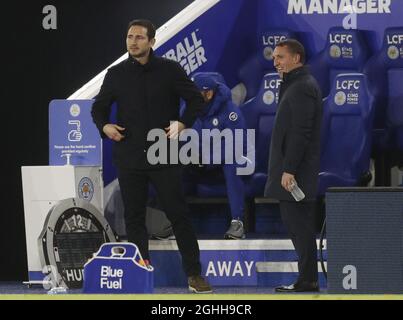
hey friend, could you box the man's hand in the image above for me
[165,121,185,139]
[281,172,295,192]
[103,124,125,141]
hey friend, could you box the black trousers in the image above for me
[117,166,201,277]
[279,201,318,283]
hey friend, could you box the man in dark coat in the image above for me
[91,19,211,293]
[264,39,322,292]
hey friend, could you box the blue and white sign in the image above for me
[49,100,102,166]
[83,243,154,294]
[149,240,326,287]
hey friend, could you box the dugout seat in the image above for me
[363,27,403,156]
[318,73,374,196]
[308,27,370,99]
[239,72,281,197]
[237,29,295,103]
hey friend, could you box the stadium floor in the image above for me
[0,282,307,295]
[1,282,403,300]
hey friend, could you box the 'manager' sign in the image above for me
[288,0,392,14]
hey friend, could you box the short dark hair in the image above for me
[276,39,306,64]
[127,19,156,40]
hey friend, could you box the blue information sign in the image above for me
[49,99,102,166]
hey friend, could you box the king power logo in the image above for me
[163,30,207,75]
[287,0,392,14]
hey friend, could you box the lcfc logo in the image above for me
[329,34,353,44]
[334,91,347,106]
[70,104,81,117]
[330,45,341,58]
[263,90,275,105]
[263,46,274,60]
[387,45,399,60]
[78,177,94,201]
[263,35,287,46]
[386,34,403,45]
[262,35,287,60]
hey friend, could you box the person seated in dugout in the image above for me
[185,73,254,240]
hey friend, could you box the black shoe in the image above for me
[275,281,319,293]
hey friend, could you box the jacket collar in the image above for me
[282,65,308,84]
[127,48,156,69]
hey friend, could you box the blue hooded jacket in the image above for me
[189,78,254,219]
[192,83,249,167]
